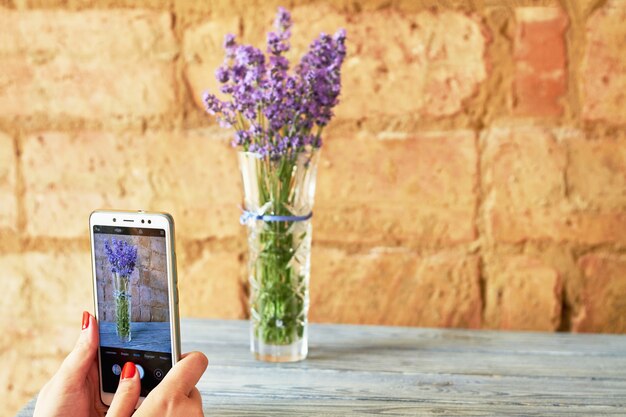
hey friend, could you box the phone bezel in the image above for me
[89,210,181,408]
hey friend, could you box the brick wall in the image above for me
[1,0,625,414]
[94,234,169,322]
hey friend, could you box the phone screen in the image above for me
[92,225,173,397]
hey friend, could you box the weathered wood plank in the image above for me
[14,319,626,416]
[197,398,626,417]
[182,319,626,356]
[182,320,626,380]
[16,395,626,417]
[198,366,626,407]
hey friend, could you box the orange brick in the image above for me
[146,129,241,240]
[484,255,562,331]
[0,245,93,411]
[310,246,481,328]
[0,10,177,120]
[513,7,568,116]
[22,132,154,238]
[2,336,68,417]
[484,127,567,208]
[177,247,245,319]
[582,1,626,124]
[0,255,30,331]
[0,132,17,231]
[567,136,626,210]
[483,127,626,245]
[316,130,477,246]
[186,5,490,120]
[489,209,626,245]
[183,17,240,109]
[574,254,626,333]
[25,251,93,327]
[22,130,242,240]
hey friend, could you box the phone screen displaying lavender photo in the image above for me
[93,225,173,397]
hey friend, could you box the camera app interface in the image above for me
[93,225,172,396]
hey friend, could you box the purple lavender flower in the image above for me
[224,33,236,49]
[202,7,346,159]
[267,7,291,56]
[274,7,291,33]
[104,238,138,277]
[215,65,229,83]
[297,30,347,127]
[202,92,236,128]
[267,32,289,55]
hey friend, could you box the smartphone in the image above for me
[89,210,181,407]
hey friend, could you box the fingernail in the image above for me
[81,311,90,330]
[121,362,136,379]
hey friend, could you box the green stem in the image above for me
[114,274,131,342]
[251,154,307,345]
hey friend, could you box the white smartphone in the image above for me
[89,210,181,407]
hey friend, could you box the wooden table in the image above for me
[17,319,626,415]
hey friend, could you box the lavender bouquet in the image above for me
[105,238,138,342]
[203,8,346,361]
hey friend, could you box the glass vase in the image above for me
[239,150,319,362]
[113,272,132,343]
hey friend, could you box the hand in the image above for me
[34,311,208,417]
[124,352,208,417]
[34,312,106,417]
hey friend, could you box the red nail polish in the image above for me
[81,311,90,330]
[121,362,136,379]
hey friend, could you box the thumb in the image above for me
[59,311,99,382]
[107,362,141,417]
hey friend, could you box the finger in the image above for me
[107,362,141,417]
[188,386,203,407]
[59,311,99,382]
[88,358,102,399]
[160,352,208,396]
